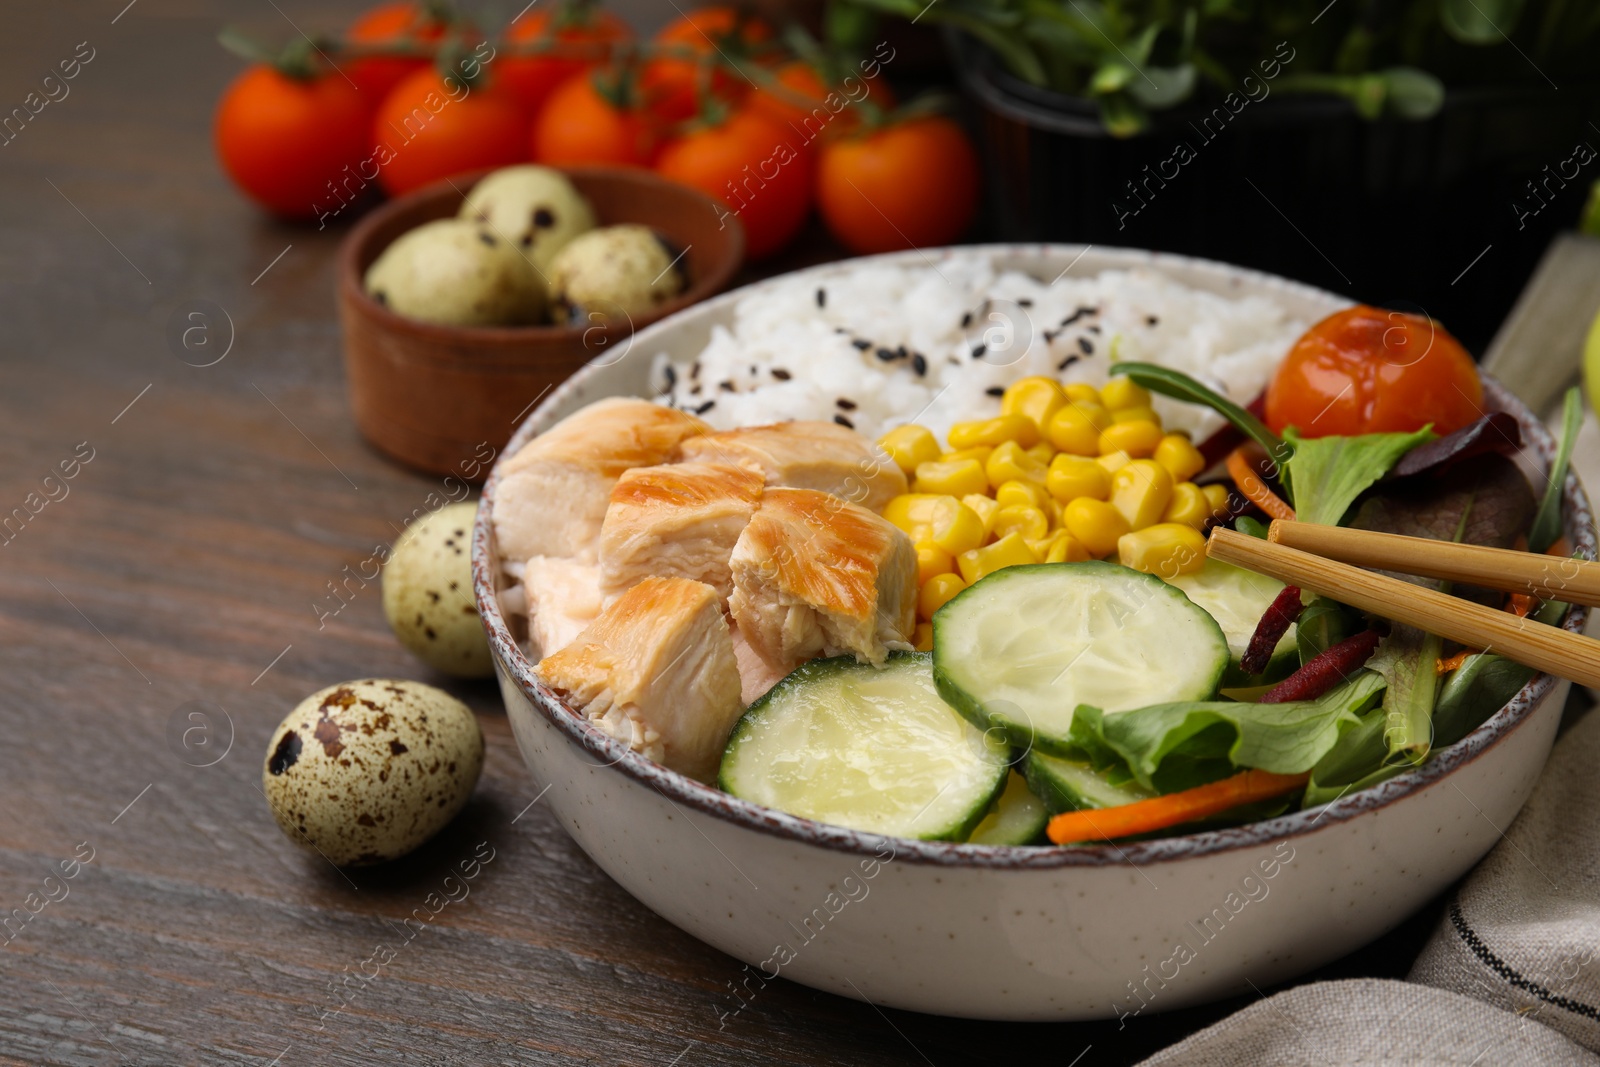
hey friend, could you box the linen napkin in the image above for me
[1138,704,1600,1065]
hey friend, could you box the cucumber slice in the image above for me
[932,562,1228,753]
[719,652,1010,841]
[1025,751,1156,814]
[966,771,1047,845]
[1168,559,1299,680]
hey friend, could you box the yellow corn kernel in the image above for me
[1117,523,1206,578]
[1046,405,1102,456]
[962,493,999,537]
[1098,419,1163,458]
[1162,482,1211,530]
[942,445,995,467]
[986,441,1048,490]
[1062,498,1130,557]
[919,572,968,620]
[957,532,1038,585]
[877,425,941,476]
[1025,440,1056,466]
[914,542,955,585]
[1153,433,1206,483]
[913,621,934,652]
[1045,454,1110,504]
[948,414,1040,451]
[1029,529,1091,564]
[1062,383,1102,405]
[1096,450,1132,475]
[1201,482,1232,516]
[992,504,1049,542]
[1110,405,1161,426]
[1109,459,1175,530]
[1001,376,1067,433]
[1041,495,1063,528]
[883,494,985,555]
[914,458,989,498]
[995,479,1050,510]
[1101,377,1152,411]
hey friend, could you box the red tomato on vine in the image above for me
[640,6,773,124]
[215,65,372,219]
[816,116,979,254]
[345,2,449,107]
[499,6,632,119]
[372,65,527,196]
[532,73,657,167]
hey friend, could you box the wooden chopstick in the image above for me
[1207,527,1600,689]
[1267,521,1600,608]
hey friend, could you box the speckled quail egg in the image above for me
[548,224,686,326]
[262,679,484,866]
[364,218,545,326]
[382,502,492,678]
[458,165,596,275]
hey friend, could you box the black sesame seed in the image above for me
[1043,330,1056,344]
[689,385,702,396]
[816,288,826,308]
[663,365,677,388]
[985,386,1005,397]
[876,346,895,361]
[771,368,792,380]
[690,361,701,379]
[1077,337,1094,356]
[1057,355,1080,372]
[852,339,873,351]
[1147,314,1159,327]
[718,380,735,392]
[1018,298,1033,307]
[961,311,972,328]
[971,342,987,359]
[896,345,908,359]
[693,399,716,415]
[833,414,855,429]
[835,326,848,334]
[836,398,857,411]
[912,353,928,376]
[1088,324,1101,334]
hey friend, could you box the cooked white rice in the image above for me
[650,258,1307,442]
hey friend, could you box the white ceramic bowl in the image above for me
[472,245,1593,1021]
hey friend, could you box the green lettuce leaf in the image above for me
[1280,426,1436,526]
[1368,623,1443,765]
[1069,672,1386,793]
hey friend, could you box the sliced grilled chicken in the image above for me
[599,461,765,603]
[494,398,709,565]
[522,556,603,660]
[538,576,743,782]
[728,487,917,673]
[678,421,906,514]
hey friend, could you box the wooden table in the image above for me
[0,2,1448,1063]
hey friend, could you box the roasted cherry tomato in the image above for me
[499,5,631,119]
[748,59,894,139]
[656,108,811,260]
[532,72,657,166]
[816,116,979,255]
[1265,305,1483,437]
[345,2,449,106]
[640,6,773,124]
[372,67,527,196]
[215,65,371,219]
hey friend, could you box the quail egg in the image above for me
[382,502,492,678]
[262,679,484,867]
[364,218,545,326]
[459,165,596,274]
[548,224,687,326]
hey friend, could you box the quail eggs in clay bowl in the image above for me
[338,165,744,478]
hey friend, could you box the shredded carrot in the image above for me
[1225,445,1295,522]
[1508,592,1537,618]
[1046,769,1311,846]
[1546,536,1573,558]
[1437,651,1474,675]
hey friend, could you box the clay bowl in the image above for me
[337,166,743,478]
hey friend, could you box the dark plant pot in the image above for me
[951,31,1600,352]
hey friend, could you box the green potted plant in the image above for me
[843,0,1600,350]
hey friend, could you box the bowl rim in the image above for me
[471,241,1594,870]
[338,164,745,345]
